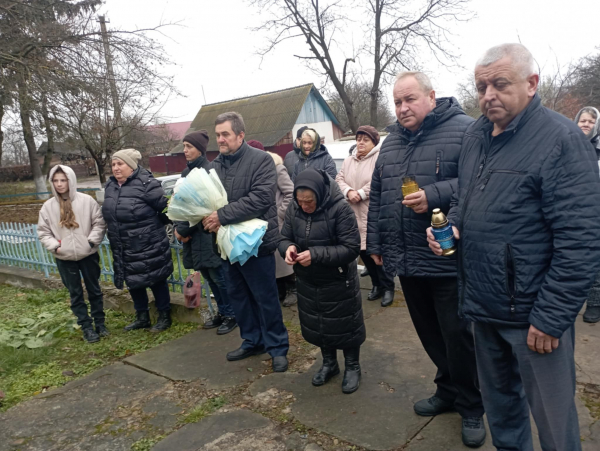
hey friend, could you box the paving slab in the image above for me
[124,328,270,388]
[152,409,280,451]
[575,314,600,384]
[250,304,437,451]
[0,363,168,451]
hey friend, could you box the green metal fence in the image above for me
[0,222,215,313]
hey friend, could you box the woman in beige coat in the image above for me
[335,126,395,307]
[38,165,107,343]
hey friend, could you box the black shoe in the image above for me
[367,286,383,301]
[217,317,238,335]
[462,416,486,448]
[82,327,100,343]
[95,323,110,338]
[312,348,340,386]
[282,287,298,307]
[381,290,394,307]
[226,346,266,361]
[124,310,151,331]
[342,347,361,394]
[413,396,456,416]
[583,306,600,323]
[203,313,224,329]
[360,267,369,277]
[272,356,288,372]
[150,310,172,333]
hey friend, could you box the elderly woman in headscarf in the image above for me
[336,126,395,307]
[102,148,174,332]
[279,168,365,394]
[291,128,338,182]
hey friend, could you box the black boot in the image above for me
[360,267,369,277]
[367,286,383,301]
[342,347,361,394]
[150,310,172,333]
[381,290,394,307]
[583,305,600,323]
[312,347,340,386]
[282,286,298,307]
[124,310,151,331]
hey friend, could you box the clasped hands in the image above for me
[285,246,311,267]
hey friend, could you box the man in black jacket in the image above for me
[203,112,289,372]
[367,72,485,447]
[174,130,237,335]
[428,44,600,451]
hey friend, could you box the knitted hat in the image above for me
[356,125,380,146]
[112,148,142,170]
[183,130,209,155]
[246,140,265,150]
[296,126,308,139]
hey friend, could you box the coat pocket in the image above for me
[435,150,443,182]
[505,243,517,314]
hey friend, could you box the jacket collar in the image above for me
[221,140,248,166]
[474,93,542,136]
[187,155,207,170]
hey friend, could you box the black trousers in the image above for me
[55,253,105,329]
[360,251,394,290]
[399,276,483,418]
[129,278,171,312]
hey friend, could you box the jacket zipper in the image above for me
[401,132,422,273]
[480,169,523,191]
[505,243,517,314]
[435,155,441,181]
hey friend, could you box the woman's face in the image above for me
[578,112,597,136]
[52,173,69,195]
[356,134,375,154]
[112,158,134,183]
[297,189,317,214]
[301,137,314,155]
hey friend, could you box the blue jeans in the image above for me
[473,323,580,451]
[200,266,235,318]
[222,254,289,357]
[129,278,171,312]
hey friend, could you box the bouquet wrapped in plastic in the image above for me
[166,167,268,265]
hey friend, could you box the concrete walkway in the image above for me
[1,289,599,451]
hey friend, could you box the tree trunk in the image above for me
[17,75,48,199]
[0,101,4,166]
[370,1,383,127]
[41,94,54,176]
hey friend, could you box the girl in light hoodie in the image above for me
[38,165,107,343]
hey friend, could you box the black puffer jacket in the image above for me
[174,156,222,270]
[366,97,473,277]
[292,130,338,182]
[211,141,279,256]
[284,143,301,177]
[279,170,365,349]
[448,95,600,338]
[103,168,173,290]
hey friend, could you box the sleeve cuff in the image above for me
[358,189,367,201]
[342,187,352,198]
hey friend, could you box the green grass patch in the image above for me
[0,284,196,411]
[179,396,228,425]
[131,435,166,451]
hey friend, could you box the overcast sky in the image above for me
[101,0,600,123]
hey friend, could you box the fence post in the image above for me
[33,224,50,278]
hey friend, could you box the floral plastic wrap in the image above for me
[166,167,268,265]
[217,218,268,265]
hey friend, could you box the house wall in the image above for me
[297,91,332,124]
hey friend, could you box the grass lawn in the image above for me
[0,284,197,412]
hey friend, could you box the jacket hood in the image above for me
[351,140,382,161]
[387,96,466,136]
[294,169,344,213]
[574,106,600,143]
[48,165,78,202]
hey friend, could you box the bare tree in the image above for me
[249,0,471,132]
[455,78,480,119]
[327,80,395,130]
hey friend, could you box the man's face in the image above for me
[215,121,244,155]
[393,76,436,132]
[475,57,539,132]
[578,112,597,137]
[183,142,202,161]
[296,190,317,214]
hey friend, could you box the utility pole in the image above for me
[98,15,121,126]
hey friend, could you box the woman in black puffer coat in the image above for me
[102,149,174,333]
[279,168,365,394]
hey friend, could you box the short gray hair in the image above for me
[215,112,245,135]
[395,71,434,93]
[476,43,535,79]
[579,107,598,120]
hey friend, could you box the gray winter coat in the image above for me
[366,97,474,277]
[211,141,280,256]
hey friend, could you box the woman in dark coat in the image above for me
[279,168,365,393]
[102,148,174,332]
